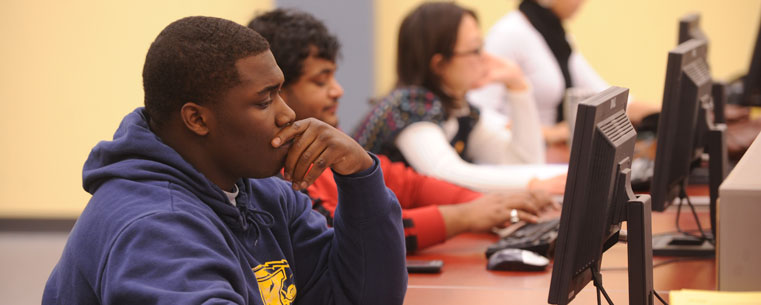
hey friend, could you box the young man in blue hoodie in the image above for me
[43,16,407,305]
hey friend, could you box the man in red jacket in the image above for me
[248,9,557,252]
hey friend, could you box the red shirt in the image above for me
[306,154,480,251]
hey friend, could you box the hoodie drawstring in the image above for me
[238,207,275,247]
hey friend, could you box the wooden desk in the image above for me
[404,208,715,304]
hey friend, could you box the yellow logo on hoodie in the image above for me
[253,259,297,305]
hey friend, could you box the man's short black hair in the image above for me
[248,9,340,87]
[143,16,270,126]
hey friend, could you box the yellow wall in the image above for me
[0,0,272,218]
[374,0,761,107]
[3,0,759,219]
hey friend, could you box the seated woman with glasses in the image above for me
[352,1,565,194]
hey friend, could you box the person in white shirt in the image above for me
[469,0,655,144]
[352,2,565,194]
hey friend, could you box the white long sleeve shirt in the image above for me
[469,10,609,126]
[393,89,563,192]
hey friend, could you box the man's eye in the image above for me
[255,100,272,109]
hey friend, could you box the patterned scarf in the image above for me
[520,0,573,123]
[351,86,480,165]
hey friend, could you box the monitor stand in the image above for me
[595,169,656,305]
[652,114,727,257]
[626,194,655,305]
[652,184,715,257]
[652,229,714,256]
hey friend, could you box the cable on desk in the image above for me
[591,264,614,305]
[675,185,714,245]
[654,290,669,305]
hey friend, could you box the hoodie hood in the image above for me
[82,108,260,231]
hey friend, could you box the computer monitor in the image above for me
[548,87,654,305]
[649,39,728,256]
[678,13,708,44]
[741,11,761,106]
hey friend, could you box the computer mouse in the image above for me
[486,248,550,272]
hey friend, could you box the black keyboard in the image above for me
[485,218,560,259]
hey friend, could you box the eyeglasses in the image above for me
[451,46,482,57]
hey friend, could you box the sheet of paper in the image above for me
[670,289,761,305]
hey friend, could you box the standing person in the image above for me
[249,9,558,252]
[43,16,406,305]
[352,2,566,193]
[469,0,655,143]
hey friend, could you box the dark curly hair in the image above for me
[143,16,270,126]
[247,9,340,87]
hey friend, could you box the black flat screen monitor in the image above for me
[651,39,712,212]
[742,10,761,106]
[678,13,707,44]
[650,39,728,257]
[548,86,654,305]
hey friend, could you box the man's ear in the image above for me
[429,53,446,77]
[179,102,210,136]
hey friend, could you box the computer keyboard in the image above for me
[485,218,560,259]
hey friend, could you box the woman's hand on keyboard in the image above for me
[438,191,559,238]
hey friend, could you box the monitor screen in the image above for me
[741,10,761,106]
[548,86,649,305]
[650,39,712,212]
[678,13,707,45]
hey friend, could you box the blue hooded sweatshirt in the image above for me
[43,108,407,305]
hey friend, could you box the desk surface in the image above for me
[404,208,715,304]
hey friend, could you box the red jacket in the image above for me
[306,155,480,252]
